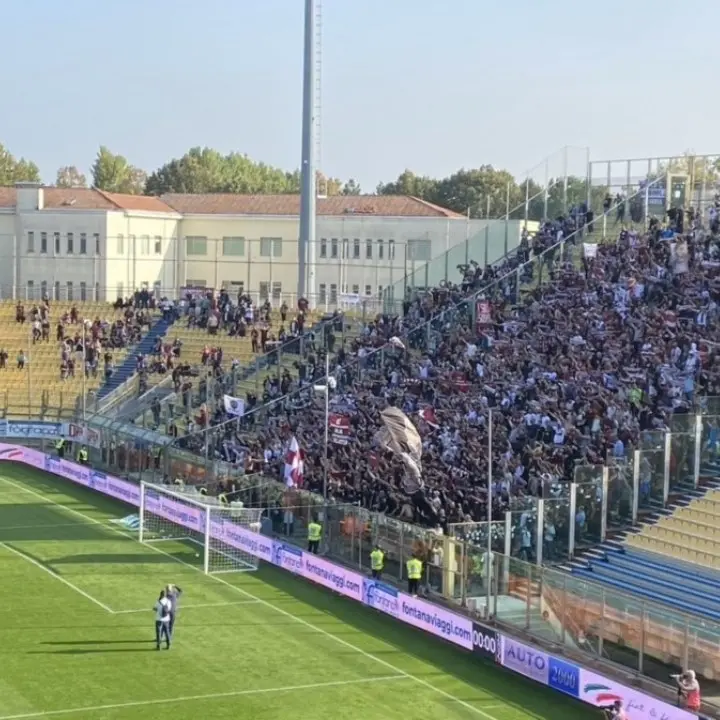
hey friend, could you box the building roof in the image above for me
[160,193,463,218]
[0,186,176,213]
[0,186,462,219]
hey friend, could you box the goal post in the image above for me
[139,482,263,574]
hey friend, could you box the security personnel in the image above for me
[55,437,66,459]
[406,554,422,597]
[76,446,89,465]
[370,544,385,580]
[307,517,322,555]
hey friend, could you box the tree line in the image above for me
[1,141,715,219]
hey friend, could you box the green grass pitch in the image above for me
[0,463,593,720]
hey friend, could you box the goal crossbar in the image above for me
[139,482,263,574]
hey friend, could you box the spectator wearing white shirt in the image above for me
[154,590,172,650]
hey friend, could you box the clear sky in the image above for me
[3,0,718,191]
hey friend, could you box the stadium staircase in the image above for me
[94,314,174,402]
[559,459,720,621]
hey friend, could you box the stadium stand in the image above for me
[173,186,682,540]
[0,298,154,417]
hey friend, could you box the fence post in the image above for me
[663,432,672,504]
[600,466,609,542]
[694,413,702,488]
[632,450,640,524]
[568,483,577,558]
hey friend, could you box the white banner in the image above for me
[223,395,245,417]
[66,422,102,449]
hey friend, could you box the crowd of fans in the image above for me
[10,296,152,381]
[169,200,720,552]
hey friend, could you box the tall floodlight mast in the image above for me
[297,0,321,302]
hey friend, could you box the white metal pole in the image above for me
[27,324,32,417]
[138,481,146,543]
[82,320,87,422]
[486,409,493,612]
[323,351,329,499]
[203,506,211,574]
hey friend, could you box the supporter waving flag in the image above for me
[284,436,304,488]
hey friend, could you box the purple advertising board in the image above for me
[0,443,698,719]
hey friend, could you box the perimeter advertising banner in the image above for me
[0,443,697,720]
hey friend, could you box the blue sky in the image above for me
[3,0,718,191]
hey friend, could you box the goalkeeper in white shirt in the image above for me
[154,590,172,650]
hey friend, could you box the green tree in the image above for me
[91,147,145,194]
[145,147,300,195]
[55,166,87,188]
[0,143,40,185]
[376,170,439,200]
[341,178,361,195]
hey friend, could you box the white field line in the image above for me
[0,675,408,720]
[0,521,101,532]
[0,542,115,614]
[113,600,260,614]
[2,477,502,720]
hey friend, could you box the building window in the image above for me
[40,232,47,254]
[259,282,269,301]
[272,282,282,301]
[54,281,60,300]
[366,240,372,259]
[222,280,245,294]
[117,235,124,255]
[378,239,384,260]
[27,231,35,253]
[331,238,338,259]
[377,285,384,299]
[66,281,73,301]
[222,237,246,256]
[365,284,372,296]
[54,232,61,254]
[352,284,359,295]
[154,236,162,254]
[141,235,150,255]
[116,283,124,300]
[27,280,34,298]
[95,282,100,300]
[260,237,282,257]
[330,283,338,304]
[80,282,87,301]
[320,238,327,258]
[319,283,327,304]
[408,239,431,262]
[353,238,360,259]
[186,236,208,256]
[342,239,348,259]
[186,279,207,287]
[154,281,161,297]
[40,281,47,299]
[80,233,87,255]
[67,233,74,254]
[94,233,101,255]
[389,239,395,260]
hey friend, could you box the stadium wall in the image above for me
[0,442,697,720]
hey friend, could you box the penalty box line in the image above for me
[1,477,504,720]
[0,542,115,615]
[0,676,409,720]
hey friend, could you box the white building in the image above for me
[0,183,532,309]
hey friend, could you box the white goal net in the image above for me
[139,482,263,574]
